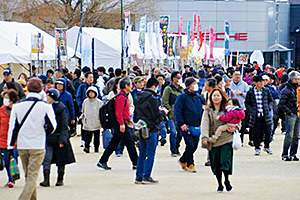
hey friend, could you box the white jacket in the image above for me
[7,93,57,149]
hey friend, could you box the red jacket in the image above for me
[219,108,245,124]
[115,90,130,126]
[0,105,10,148]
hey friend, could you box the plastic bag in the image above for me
[232,130,242,150]
[10,158,20,181]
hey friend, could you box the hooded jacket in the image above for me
[136,88,165,133]
[229,79,249,110]
[76,82,101,112]
[279,80,298,116]
[81,86,103,131]
[56,78,75,121]
[219,105,245,124]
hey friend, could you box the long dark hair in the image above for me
[209,88,228,112]
[228,97,240,108]
[112,77,122,94]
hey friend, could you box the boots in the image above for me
[40,170,50,187]
[55,172,64,186]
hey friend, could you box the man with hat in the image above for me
[174,77,205,173]
[0,68,25,106]
[7,77,57,200]
[245,75,274,156]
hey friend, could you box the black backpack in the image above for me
[100,94,126,129]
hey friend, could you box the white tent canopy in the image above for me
[0,21,79,62]
[0,37,31,65]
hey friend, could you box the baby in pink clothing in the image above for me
[210,98,245,143]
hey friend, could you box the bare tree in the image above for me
[6,0,158,34]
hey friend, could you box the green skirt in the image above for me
[209,142,233,175]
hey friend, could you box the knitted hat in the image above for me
[27,77,43,93]
[185,77,196,88]
[46,88,60,101]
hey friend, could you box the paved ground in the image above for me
[1,129,300,200]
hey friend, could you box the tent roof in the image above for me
[267,43,291,52]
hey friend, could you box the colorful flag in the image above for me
[138,15,147,55]
[203,28,208,62]
[178,16,183,35]
[168,36,175,57]
[190,13,196,45]
[209,27,216,62]
[159,15,170,54]
[123,11,131,58]
[147,21,156,61]
[229,51,233,67]
[197,15,204,51]
[55,28,68,69]
[236,51,239,66]
[187,20,191,45]
[175,36,182,56]
[224,20,230,56]
[154,21,162,61]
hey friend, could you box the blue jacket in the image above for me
[265,84,279,100]
[76,82,101,112]
[56,78,75,121]
[174,89,205,127]
[197,78,206,94]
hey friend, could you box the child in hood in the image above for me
[80,86,103,153]
[210,98,245,143]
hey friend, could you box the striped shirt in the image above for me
[254,87,263,117]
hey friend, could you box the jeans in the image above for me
[18,149,45,200]
[102,129,113,149]
[115,127,133,155]
[0,148,18,182]
[136,132,158,179]
[99,125,137,165]
[250,116,271,149]
[159,121,167,139]
[168,120,177,152]
[282,114,299,157]
[43,145,65,174]
[84,130,100,150]
[179,130,200,167]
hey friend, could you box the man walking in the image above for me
[7,78,57,200]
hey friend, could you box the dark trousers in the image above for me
[240,112,249,143]
[175,125,183,153]
[250,116,271,149]
[99,125,137,165]
[179,131,199,167]
[84,130,100,150]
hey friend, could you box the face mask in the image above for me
[193,84,199,92]
[3,98,10,106]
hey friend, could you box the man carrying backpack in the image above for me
[97,77,138,170]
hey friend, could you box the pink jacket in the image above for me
[219,107,245,124]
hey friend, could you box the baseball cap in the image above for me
[3,68,12,75]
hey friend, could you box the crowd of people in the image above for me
[0,62,299,199]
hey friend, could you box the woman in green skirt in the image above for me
[201,88,236,192]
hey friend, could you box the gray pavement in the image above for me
[1,129,300,200]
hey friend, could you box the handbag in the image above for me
[10,99,39,146]
[10,157,20,181]
[232,130,242,150]
[189,126,201,137]
[0,149,4,171]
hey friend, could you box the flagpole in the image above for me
[121,0,124,70]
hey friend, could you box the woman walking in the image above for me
[201,88,235,192]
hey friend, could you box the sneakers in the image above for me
[263,148,273,155]
[97,162,112,170]
[178,160,188,171]
[83,148,90,153]
[80,140,85,147]
[115,153,123,157]
[291,155,299,161]
[132,165,137,170]
[5,182,14,188]
[224,181,233,192]
[217,185,224,193]
[94,148,99,153]
[171,150,180,157]
[160,138,167,146]
[204,160,211,167]
[248,141,254,147]
[134,178,143,184]
[187,164,196,173]
[255,149,260,156]
[282,156,291,161]
[142,177,159,185]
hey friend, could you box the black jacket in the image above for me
[47,102,75,166]
[279,80,298,116]
[136,89,165,133]
[245,86,273,128]
[0,79,25,107]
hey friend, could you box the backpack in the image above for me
[100,93,126,129]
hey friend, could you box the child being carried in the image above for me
[209,98,245,143]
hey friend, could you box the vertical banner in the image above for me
[187,20,191,45]
[167,36,175,57]
[236,51,239,66]
[147,21,156,61]
[159,15,169,54]
[123,11,131,60]
[190,13,196,45]
[229,51,233,67]
[175,36,182,56]
[31,34,39,53]
[81,32,93,69]
[31,33,44,71]
[55,28,68,69]
[209,27,216,63]
[203,28,208,62]
[154,21,162,61]
[224,20,230,56]
[197,15,204,51]
[178,16,183,35]
[138,15,147,56]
